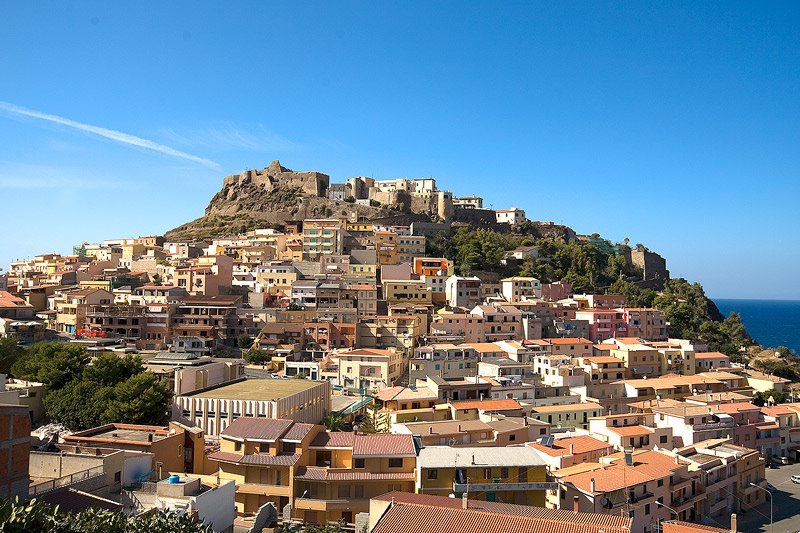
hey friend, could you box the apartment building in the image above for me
[470,304,522,342]
[302,219,344,259]
[589,413,674,450]
[409,344,479,383]
[357,315,420,355]
[211,418,417,524]
[170,295,251,349]
[0,290,45,342]
[555,450,705,531]
[54,288,113,334]
[444,276,482,308]
[333,348,404,391]
[383,279,432,306]
[574,309,628,342]
[429,312,485,344]
[416,446,547,506]
[618,308,667,341]
[500,276,542,302]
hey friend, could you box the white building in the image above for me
[495,208,526,225]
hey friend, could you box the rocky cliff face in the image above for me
[165,161,391,241]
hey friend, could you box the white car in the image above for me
[791,475,800,484]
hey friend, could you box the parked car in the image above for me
[791,475,800,484]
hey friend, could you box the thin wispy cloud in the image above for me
[160,123,301,152]
[0,101,220,169]
[0,162,129,191]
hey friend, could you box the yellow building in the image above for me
[383,280,431,306]
[527,402,605,430]
[416,446,547,506]
[210,418,416,524]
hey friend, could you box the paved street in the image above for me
[732,463,800,533]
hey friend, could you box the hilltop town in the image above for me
[0,162,783,533]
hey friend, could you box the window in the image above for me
[338,485,350,498]
[660,435,668,444]
[645,504,650,515]
[234,442,242,452]
[355,458,365,468]
[657,479,664,487]
[259,442,269,453]
[509,434,516,442]
[484,468,492,479]
[427,469,438,480]
[500,467,509,479]
[355,485,364,498]
[388,458,403,468]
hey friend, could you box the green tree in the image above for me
[358,400,389,434]
[0,336,24,375]
[43,380,114,430]
[104,372,172,426]
[11,342,89,390]
[244,349,271,365]
[236,333,253,349]
[83,354,143,386]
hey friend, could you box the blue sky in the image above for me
[1,2,798,299]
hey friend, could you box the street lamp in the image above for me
[749,482,773,532]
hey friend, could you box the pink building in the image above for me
[574,309,628,342]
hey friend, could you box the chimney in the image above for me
[590,478,595,492]
[730,513,737,533]
[462,492,468,509]
[572,495,579,513]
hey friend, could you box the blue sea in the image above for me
[714,299,800,354]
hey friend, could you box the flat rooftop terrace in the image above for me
[187,378,323,401]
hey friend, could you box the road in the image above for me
[733,463,800,533]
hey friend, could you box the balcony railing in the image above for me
[453,481,558,492]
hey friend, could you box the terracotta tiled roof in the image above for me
[282,423,318,442]
[450,398,521,411]
[239,453,302,466]
[694,352,730,359]
[371,501,631,533]
[375,492,633,529]
[606,425,654,437]
[561,450,686,494]
[294,467,415,481]
[207,450,301,466]
[220,418,293,441]
[207,451,243,463]
[310,431,356,449]
[528,436,613,457]
[544,337,592,345]
[352,434,416,457]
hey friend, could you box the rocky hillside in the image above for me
[165,161,396,241]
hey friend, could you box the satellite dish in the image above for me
[448,493,456,498]
[602,497,612,509]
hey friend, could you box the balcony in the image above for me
[294,498,369,512]
[453,481,557,492]
[237,482,292,498]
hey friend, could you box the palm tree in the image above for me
[321,414,345,432]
